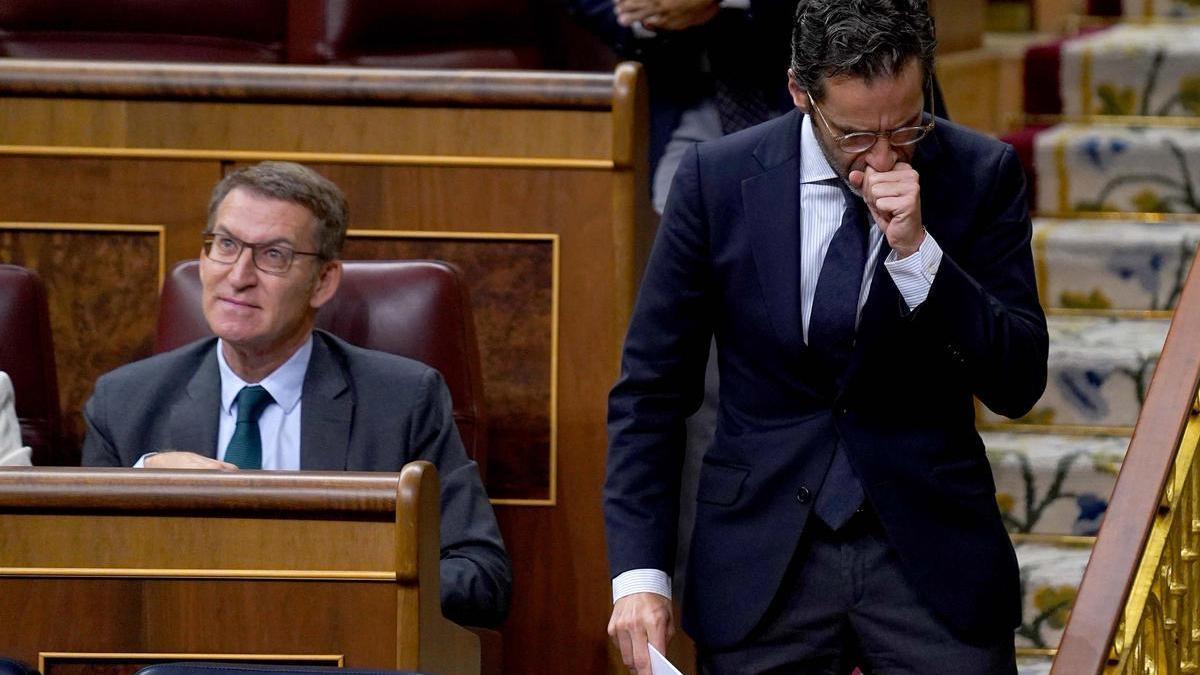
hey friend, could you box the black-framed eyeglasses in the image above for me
[202,232,323,275]
[807,83,936,154]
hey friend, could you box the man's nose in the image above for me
[864,136,898,172]
[227,246,259,286]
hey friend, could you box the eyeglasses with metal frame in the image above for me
[202,232,324,275]
[807,82,936,154]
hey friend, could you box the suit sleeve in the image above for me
[605,143,713,579]
[82,374,122,467]
[915,144,1049,418]
[411,369,513,627]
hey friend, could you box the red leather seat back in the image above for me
[155,260,489,475]
[0,0,288,62]
[0,264,62,465]
[318,0,546,69]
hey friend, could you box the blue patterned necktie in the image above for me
[224,385,274,470]
[810,181,869,529]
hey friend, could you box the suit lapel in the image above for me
[167,343,221,457]
[299,333,353,471]
[744,110,806,353]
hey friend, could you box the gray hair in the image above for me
[206,161,349,260]
[790,0,937,102]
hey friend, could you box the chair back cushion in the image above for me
[155,260,488,472]
[0,0,288,62]
[0,265,62,465]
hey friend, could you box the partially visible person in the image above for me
[569,0,798,212]
[82,161,511,627]
[0,371,32,466]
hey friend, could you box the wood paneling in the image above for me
[0,60,649,675]
[0,465,479,674]
[0,99,613,160]
[342,234,555,502]
[0,225,162,461]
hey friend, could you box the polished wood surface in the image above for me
[0,463,480,674]
[1051,250,1200,674]
[0,59,617,109]
[0,61,650,674]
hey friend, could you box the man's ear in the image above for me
[310,259,342,310]
[787,70,810,112]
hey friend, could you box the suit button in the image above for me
[838,407,849,416]
[796,487,812,504]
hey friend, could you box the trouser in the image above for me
[698,509,1017,675]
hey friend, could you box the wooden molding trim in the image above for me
[0,567,394,581]
[39,652,345,673]
[0,145,615,170]
[0,59,618,110]
[0,467,401,515]
[0,221,166,287]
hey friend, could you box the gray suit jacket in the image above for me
[82,330,512,627]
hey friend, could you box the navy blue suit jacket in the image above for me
[605,109,1048,648]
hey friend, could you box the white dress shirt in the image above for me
[0,371,32,466]
[215,336,311,470]
[612,114,944,603]
[135,336,312,470]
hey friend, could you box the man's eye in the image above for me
[262,247,289,262]
[216,237,238,252]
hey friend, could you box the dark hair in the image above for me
[206,161,349,260]
[790,0,937,102]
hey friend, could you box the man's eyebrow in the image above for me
[211,227,296,247]
[836,108,925,134]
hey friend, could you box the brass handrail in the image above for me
[1051,244,1200,673]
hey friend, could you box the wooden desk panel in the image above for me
[0,61,649,675]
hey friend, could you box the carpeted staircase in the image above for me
[987,2,1200,672]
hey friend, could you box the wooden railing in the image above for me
[1052,245,1200,673]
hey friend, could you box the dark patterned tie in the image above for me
[810,182,869,529]
[224,385,274,470]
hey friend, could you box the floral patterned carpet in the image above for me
[989,2,1200,670]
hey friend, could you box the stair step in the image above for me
[1034,123,1200,215]
[979,316,1169,429]
[1061,23,1200,117]
[1014,540,1092,650]
[1017,654,1054,675]
[1120,0,1200,19]
[984,431,1128,535]
[1034,218,1200,312]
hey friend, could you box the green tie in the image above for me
[224,385,274,469]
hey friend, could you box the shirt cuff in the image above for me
[132,452,158,468]
[631,21,657,39]
[884,231,943,310]
[613,568,672,603]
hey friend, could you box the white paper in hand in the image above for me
[648,644,684,675]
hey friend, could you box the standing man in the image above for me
[604,1,1048,673]
[83,161,511,629]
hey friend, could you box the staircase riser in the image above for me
[1035,125,1200,215]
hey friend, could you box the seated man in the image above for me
[82,161,511,628]
[0,371,32,466]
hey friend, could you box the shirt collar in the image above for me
[217,334,313,415]
[800,113,839,184]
